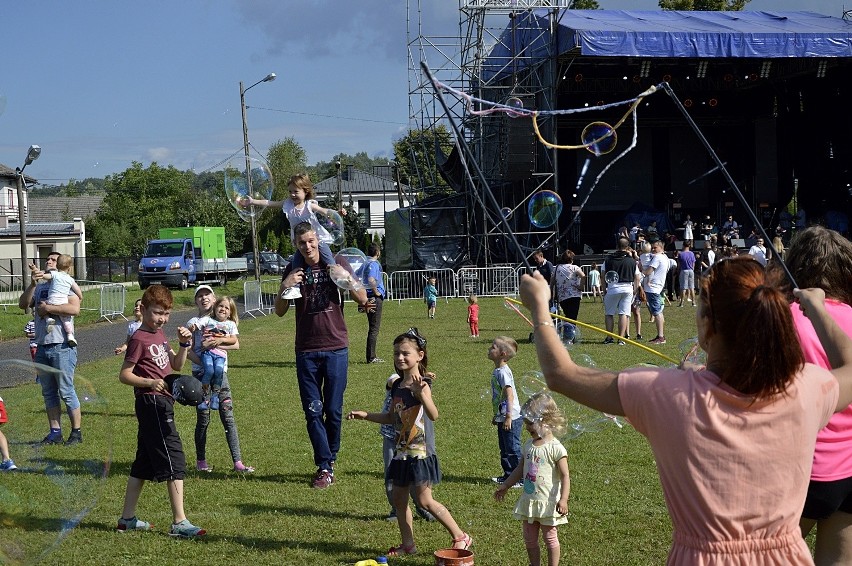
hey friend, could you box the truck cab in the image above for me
[137,238,197,290]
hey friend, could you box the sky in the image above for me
[1,0,848,186]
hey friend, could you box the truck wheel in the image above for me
[179,277,188,291]
[218,273,226,286]
[139,280,149,290]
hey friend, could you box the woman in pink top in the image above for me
[519,256,852,565]
[778,226,852,565]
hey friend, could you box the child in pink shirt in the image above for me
[467,294,479,338]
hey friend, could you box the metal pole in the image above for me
[15,170,29,275]
[241,80,261,282]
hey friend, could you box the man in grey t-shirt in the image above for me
[18,251,83,445]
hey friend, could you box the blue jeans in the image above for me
[193,371,243,463]
[497,417,523,477]
[201,351,225,389]
[295,348,348,471]
[35,342,80,412]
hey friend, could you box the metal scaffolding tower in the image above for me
[407,0,572,267]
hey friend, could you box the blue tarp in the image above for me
[483,10,852,81]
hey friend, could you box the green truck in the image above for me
[137,227,248,290]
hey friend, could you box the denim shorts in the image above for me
[646,292,664,316]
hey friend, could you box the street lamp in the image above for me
[15,144,41,277]
[240,72,276,281]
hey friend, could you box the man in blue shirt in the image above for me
[364,243,385,364]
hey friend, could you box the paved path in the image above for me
[0,306,198,386]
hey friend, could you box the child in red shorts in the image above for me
[0,396,17,471]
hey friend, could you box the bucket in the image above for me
[434,548,474,566]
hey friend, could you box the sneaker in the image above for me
[40,431,63,445]
[416,507,436,521]
[64,430,83,446]
[210,395,220,411]
[650,336,667,345]
[196,460,214,473]
[281,286,302,300]
[510,481,523,488]
[636,334,643,340]
[368,358,385,364]
[491,475,508,484]
[233,462,255,473]
[0,459,17,471]
[312,469,334,489]
[169,519,206,538]
[386,510,398,522]
[197,400,208,411]
[117,516,152,532]
[618,340,626,346]
[67,334,78,348]
[603,337,615,345]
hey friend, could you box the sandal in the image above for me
[388,543,417,556]
[452,532,473,550]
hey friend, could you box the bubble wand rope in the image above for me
[504,298,534,328]
[504,297,679,365]
[421,61,533,271]
[660,81,798,289]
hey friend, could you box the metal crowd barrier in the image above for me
[387,268,456,303]
[97,283,128,322]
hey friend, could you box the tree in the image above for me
[569,0,599,8]
[659,0,749,9]
[311,152,390,181]
[393,125,455,196]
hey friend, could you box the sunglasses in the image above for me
[402,327,426,348]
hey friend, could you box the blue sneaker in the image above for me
[117,516,152,532]
[0,459,17,471]
[210,395,219,411]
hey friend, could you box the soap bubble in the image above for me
[315,209,345,247]
[679,337,707,369]
[500,207,513,220]
[605,271,619,284]
[556,321,581,347]
[308,399,323,414]
[528,190,563,229]
[332,248,368,291]
[581,121,617,156]
[224,157,275,222]
[0,365,110,565]
[516,369,624,442]
[505,96,525,118]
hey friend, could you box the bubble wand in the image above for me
[504,297,679,365]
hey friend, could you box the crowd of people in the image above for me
[6,182,852,564]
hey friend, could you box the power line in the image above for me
[248,105,407,126]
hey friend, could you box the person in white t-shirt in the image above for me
[643,241,671,345]
[748,237,768,266]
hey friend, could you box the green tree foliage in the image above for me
[659,0,749,9]
[87,162,249,257]
[569,0,600,8]
[392,125,454,196]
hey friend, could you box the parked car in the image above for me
[243,252,288,275]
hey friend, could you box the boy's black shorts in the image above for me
[130,393,186,482]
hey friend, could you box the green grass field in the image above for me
[1,295,714,564]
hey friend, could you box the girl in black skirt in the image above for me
[348,327,473,556]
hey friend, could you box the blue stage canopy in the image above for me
[483,10,852,81]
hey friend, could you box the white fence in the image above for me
[96,283,128,322]
[388,266,520,302]
[0,277,131,321]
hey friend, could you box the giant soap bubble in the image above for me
[224,157,275,222]
[528,190,563,229]
[332,248,368,291]
[315,208,345,247]
[0,363,111,564]
[581,121,617,156]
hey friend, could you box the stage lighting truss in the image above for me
[759,60,772,78]
[696,60,709,78]
[640,60,651,78]
[817,60,828,78]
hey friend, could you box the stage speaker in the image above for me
[675,241,683,250]
[506,116,536,180]
[692,240,706,249]
[730,238,745,248]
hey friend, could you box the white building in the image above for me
[313,164,412,239]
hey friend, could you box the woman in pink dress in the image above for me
[520,256,852,565]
